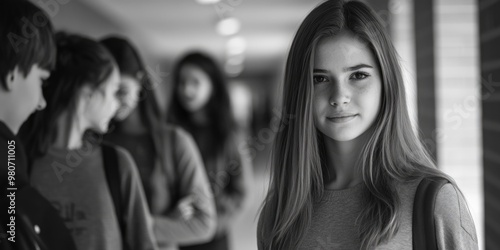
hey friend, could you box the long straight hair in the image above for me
[258,1,451,249]
[168,52,236,159]
[100,36,165,167]
[20,32,116,161]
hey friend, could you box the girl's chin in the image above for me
[94,120,111,134]
[115,109,132,121]
[101,126,110,133]
[92,127,107,134]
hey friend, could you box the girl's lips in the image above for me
[326,114,357,123]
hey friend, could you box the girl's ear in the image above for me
[79,85,94,101]
[75,85,94,115]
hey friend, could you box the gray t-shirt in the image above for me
[30,143,158,250]
[298,179,478,249]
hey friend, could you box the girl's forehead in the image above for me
[314,32,376,70]
[181,63,201,73]
[181,64,210,79]
[99,67,120,89]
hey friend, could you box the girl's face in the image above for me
[83,67,121,133]
[177,64,213,112]
[114,74,142,121]
[312,31,382,142]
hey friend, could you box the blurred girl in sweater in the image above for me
[169,52,252,250]
[101,37,216,250]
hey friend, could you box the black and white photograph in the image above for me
[0,0,497,249]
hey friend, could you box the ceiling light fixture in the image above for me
[216,17,241,36]
[196,0,221,4]
[226,36,247,55]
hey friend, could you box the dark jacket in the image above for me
[0,121,76,250]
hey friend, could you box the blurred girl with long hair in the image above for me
[257,1,478,249]
[169,52,252,250]
[20,32,158,250]
[101,37,216,250]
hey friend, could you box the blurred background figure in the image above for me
[19,32,157,250]
[28,0,500,249]
[102,37,217,250]
[168,52,252,250]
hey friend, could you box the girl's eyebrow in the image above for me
[343,64,373,72]
[313,69,328,73]
[313,64,373,74]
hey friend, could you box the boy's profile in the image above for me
[0,1,76,249]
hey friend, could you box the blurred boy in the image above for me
[0,1,76,249]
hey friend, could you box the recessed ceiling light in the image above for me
[225,62,244,77]
[216,17,241,36]
[226,36,247,55]
[227,54,245,65]
[196,0,221,4]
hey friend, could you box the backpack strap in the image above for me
[17,213,48,250]
[101,143,129,250]
[412,176,450,250]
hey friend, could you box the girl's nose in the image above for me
[328,82,351,107]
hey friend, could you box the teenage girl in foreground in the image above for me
[257,1,478,249]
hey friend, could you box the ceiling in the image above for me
[81,0,325,76]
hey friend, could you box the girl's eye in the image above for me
[313,75,329,83]
[350,72,370,80]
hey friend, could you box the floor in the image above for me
[229,168,268,250]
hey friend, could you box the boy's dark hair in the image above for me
[0,0,56,89]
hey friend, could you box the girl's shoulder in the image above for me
[393,176,478,246]
[393,175,462,204]
[159,123,193,142]
[99,142,136,176]
[157,124,200,160]
[433,182,478,245]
